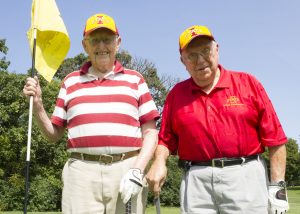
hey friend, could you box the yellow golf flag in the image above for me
[27,0,70,82]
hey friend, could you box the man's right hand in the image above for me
[23,76,43,106]
[145,159,168,197]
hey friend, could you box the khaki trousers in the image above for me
[180,157,269,214]
[62,156,147,214]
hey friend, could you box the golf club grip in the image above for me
[125,198,131,214]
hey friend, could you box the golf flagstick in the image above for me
[24,27,37,214]
[24,1,70,213]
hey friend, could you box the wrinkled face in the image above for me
[82,28,121,73]
[181,37,219,88]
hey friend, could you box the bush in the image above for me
[148,156,181,207]
[28,174,62,211]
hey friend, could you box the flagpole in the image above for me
[24,26,37,214]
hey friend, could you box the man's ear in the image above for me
[116,36,121,52]
[180,56,184,64]
[82,39,88,53]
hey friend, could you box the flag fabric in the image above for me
[27,0,70,82]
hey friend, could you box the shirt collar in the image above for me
[80,60,125,75]
[189,64,230,92]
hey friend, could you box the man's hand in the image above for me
[145,159,167,198]
[268,182,289,214]
[119,168,143,204]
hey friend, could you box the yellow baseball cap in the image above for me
[179,25,214,52]
[83,13,119,37]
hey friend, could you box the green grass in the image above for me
[288,186,300,214]
[145,206,180,214]
[2,188,299,214]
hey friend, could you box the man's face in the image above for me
[181,37,219,89]
[82,28,121,73]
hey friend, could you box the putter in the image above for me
[154,196,161,214]
[125,198,131,214]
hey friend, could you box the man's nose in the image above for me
[94,40,106,48]
[196,53,206,63]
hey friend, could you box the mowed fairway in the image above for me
[2,188,299,214]
[288,187,300,214]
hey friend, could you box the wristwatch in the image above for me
[277,180,287,188]
[270,180,286,188]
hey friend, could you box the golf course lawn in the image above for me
[2,187,299,214]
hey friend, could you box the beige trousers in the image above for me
[61,156,147,214]
[180,157,269,214]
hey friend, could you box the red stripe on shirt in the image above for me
[68,95,138,109]
[67,135,142,148]
[68,113,140,128]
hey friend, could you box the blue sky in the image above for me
[1,0,299,142]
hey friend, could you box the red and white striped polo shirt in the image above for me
[51,61,160,154]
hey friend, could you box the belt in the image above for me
[178,154,259,170]
[70,150,140,164]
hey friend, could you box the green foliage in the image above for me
[160,156,181,206]
[285,139,300,183]
[28,175,62,211]
[147,156,181,206]
[54,53,87,80]
[262,138,300,185]
[0,69,67,211]
[0,39,10,71]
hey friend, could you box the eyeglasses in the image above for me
[185,46,213,63]
[85,36,117,46]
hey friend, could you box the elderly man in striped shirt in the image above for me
[23,13,159,214]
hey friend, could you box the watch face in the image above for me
[278,180,287,188]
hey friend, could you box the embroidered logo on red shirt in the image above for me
[223,96,244,107]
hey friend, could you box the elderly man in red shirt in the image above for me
[146,25,289,214]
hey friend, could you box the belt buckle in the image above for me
[99,154,114,164]
[212,158,225,168]
[184,161,192,171]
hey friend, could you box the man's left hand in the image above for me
[119,168,143,204]
[268,182,289,214]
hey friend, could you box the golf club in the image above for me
[125,198,131,214]
[154,196,161,214]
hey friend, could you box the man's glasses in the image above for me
[85,36,117,46]
[185,46,213,63]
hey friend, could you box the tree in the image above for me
[55,53,87,80]
[0,70,66,211]
[285,139,300,185]
[0,39,10,72]
[262,138,300,185]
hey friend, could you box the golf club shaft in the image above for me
[154,196,161,214]
[125,198,131,214]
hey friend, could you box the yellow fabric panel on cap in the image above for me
[84,13,118,36]
[179,25,214,52]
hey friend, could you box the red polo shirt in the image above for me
[158,65,287,161]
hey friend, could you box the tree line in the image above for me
[0,39,299,211]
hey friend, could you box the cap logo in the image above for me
[189,27,205,37]
[96,15,104,25]
[189,27,198,37]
